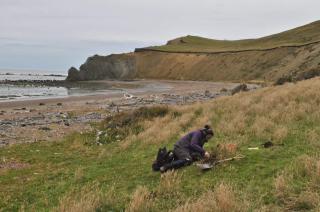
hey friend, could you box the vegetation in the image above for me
[141,21,320,53]
[1,78,320,211]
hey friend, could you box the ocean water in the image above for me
[0,69,171,102]
[0,69,69,101]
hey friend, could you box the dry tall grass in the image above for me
[171,183,247,212]
[126,186,153,212]
[54,183,103,212]
[157,170,182,196]
[274,155,320,210]
[118,78,320,150]
[120,105,205,149]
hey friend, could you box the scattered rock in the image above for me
[39,103,45,106]
[123,93,135,99]
[231,84,248,95]
[38,127,51,131]
[220,88,228,92]
[204,90,211,97]
[14,107,26,111]
[63,120,70,126]
[57,103,63,106]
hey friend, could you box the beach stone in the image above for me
[38,127,51,131]
[204,90,212,97]
[220,88,228,92]
[231,84,248,95]
[63,120,70,126]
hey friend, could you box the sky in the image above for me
[0,0,319,73]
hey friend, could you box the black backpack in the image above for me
[152,147,174,171]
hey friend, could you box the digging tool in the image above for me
[196,155,245,171]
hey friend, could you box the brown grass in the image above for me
[118,78,320,152]
[171,183,247,212]
[157,170,182,196]
[120,106,199,149]
[274,155,320,210]
[126,186,153,212]
[211,143,239,160]
[272,126,288,143]
[306,129,320,147]
[274,173,290,201]
[54,183,103,212]
[250,116,274,138]
[74,167,85,181]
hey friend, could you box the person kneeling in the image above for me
[160,125,214,173]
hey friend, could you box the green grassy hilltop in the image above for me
[1,78,320,211]
[143,21,320,53]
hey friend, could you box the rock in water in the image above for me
[66,54,136,81]
[66,67,81,81]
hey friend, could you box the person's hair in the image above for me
[202,125,214,136]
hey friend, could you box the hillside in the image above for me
[67,21,320,83]
[139,20,320,53]
[1,77,320,211]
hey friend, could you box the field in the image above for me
[141,21,320,53]
[1,77,320,211]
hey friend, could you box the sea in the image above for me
[0,69,171,102]
[0,69,67,101]
[0,69,119,102]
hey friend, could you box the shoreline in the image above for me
[0,80,258,147]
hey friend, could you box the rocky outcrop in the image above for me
[66,67,81,81]
[66,53,136,81]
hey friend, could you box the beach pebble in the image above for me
[38,127,51,131]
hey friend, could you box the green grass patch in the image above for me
[142,21,320,53]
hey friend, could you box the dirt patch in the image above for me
[0,161,30,170]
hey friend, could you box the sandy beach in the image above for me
[0,80,251,147]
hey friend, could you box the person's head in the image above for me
[202,125,214,142]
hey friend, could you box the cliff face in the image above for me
[134,42,320,81]
[66,53,136,81]
[67,21,320,82]
[67,42,320,82]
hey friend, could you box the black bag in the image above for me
[152,147,174,171]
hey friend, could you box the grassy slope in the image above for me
[1,78,320,211]
[144,21,320,53]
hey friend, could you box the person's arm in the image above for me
[190,132,205,156]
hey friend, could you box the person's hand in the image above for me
[204,151,210,159]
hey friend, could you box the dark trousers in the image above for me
[161,146,193,172]
[162,158,192,171]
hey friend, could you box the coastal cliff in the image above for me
[67,21,320,82]
[66,53,136,81]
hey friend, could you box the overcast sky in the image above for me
[0,0,319,73]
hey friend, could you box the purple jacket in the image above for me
[174,130,206,156]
